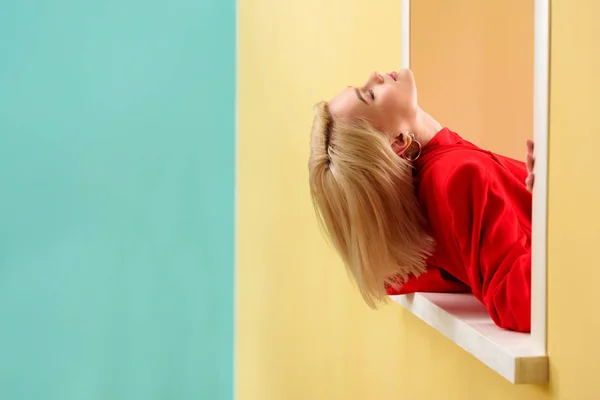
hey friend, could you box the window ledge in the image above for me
[390,293,548,384]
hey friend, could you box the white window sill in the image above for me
[390,293,548,384]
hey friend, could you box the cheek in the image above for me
[374,102,401,133]
[383,84,417,115]
[378,88,405,115]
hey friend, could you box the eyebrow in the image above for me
[354,88,369,105]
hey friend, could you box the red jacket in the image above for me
[386,128,532,333]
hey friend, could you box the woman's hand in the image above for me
[526,139,535,192]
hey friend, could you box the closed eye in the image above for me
[369,89,375,100]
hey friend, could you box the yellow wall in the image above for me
[237,1,408,398]
[411,0,533,159]
[237,0,600,399]
[546,0,600,396]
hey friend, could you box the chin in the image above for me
[400,68,414,78]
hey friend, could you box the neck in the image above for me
[409,108,442,147]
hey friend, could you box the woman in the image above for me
[308,69,535,333]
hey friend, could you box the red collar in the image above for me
[414,128,476,172]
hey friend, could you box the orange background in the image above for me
[411,0,534,159]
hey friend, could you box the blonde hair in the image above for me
[308,101,434,307]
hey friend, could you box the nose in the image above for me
[364,71,384,87]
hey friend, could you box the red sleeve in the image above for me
[444,162,531,332]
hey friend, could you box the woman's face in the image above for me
[328,68,419,142]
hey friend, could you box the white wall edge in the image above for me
[531,0,550,353]
[401,0,410,68]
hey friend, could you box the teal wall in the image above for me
[0,1,235,399]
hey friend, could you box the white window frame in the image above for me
[393,0,549,384]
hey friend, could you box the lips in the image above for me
[388,71,398,81]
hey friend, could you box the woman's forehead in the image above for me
[329,87,365,119]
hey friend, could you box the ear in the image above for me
[391,134,410,157]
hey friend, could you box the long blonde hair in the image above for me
[308,101,434,307]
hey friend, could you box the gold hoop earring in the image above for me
[401,132,422,161]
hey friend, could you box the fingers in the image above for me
[526,139,535,173]
[526,139,535,192]
[526,173,535,192]
[526,152,535,173]
[526,138,534,154]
